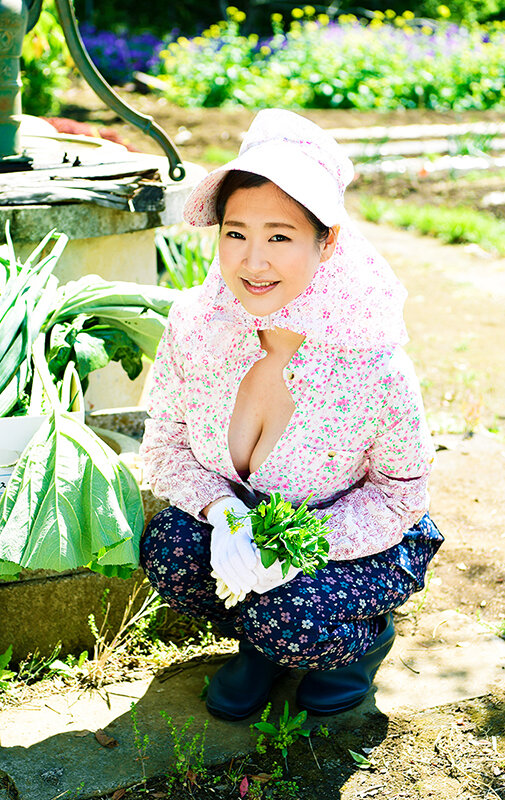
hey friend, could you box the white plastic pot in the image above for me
[0,415,47,496]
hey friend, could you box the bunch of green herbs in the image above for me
[227,491,331,578]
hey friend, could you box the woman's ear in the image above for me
[320,225,340,262]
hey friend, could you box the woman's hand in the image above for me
[207,497,258,596]
[252,556,301,594]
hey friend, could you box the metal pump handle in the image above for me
[54,0,185,181]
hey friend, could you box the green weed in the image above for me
[252,701,310,763]
[359,195,505,256]
[160,712,209,788]
[131,701,150,787]
[156,229,215,291]
[0,645,15,690]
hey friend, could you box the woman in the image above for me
[140,109,443,721]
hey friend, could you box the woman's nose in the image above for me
[242,240,269,272]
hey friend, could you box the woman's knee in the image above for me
[140,505,211,592]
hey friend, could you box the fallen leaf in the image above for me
[95,729,118,748]
[187,768,198,785]
[111,790,126,800]
[250,773,272,784]
[239,775,249,797]
[74,731,89,738]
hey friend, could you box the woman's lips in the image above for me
[242,278,279,295]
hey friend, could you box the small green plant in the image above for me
[0,645,15,689]
[156,229,215,290]
[17,643,66,684]
[86,581,166,687]
[198,674,210,700]
[349,749,374,769]
[160,712,208,788]
[252,701,310,763]
[131,701,150,786]
[359,195,505,256]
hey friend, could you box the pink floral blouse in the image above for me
[140,273,435,562]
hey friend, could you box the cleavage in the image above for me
[227,354,295,479]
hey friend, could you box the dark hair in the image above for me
[215,170,331,245]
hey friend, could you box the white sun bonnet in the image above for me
[182,108,354,228]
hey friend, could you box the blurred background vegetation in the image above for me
[73,0,505,34]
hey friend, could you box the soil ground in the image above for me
[27,86,505,798]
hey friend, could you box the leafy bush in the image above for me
[153,7,505,112]
[72,0,505,36]
[21,0,73,116]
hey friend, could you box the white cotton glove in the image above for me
[252,555,301,595]
[207,497,258,597]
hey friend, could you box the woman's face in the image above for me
[219,181,337,317]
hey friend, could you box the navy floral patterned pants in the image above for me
[140,506,443,670]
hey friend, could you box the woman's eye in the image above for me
[270,234,289,242]
[226,231,245,239]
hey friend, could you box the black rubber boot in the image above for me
[296,613,395,716]
[206,640,288,721]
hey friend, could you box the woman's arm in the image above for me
[313,349,434,560]
[140,317,235,520]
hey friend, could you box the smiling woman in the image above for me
[139,109,443,722]
[218,179,337,316]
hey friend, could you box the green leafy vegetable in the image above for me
[0,410,142,581]
[227,491,331,579]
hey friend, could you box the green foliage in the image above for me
[0,409,143,580]
[156,229,215,290]
[359,195,505,255]
[348,748,374,768]
[131,701,150,785]
[252,701,310,760]
[21,0,73,116]
[155,9,505,112]
[227,492,331,578]
[160,712,209,788]
[0,645,15,689]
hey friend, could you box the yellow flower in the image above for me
[303,5,316,15]
[403,9,415,19]
[193,36,205,46]
[290,28,302,38]
[177,36,189,47]
[394,16,405,26]
[404,25,414,35]
[317,13,330,25]
[271,12,283,23]
[209,24,221,37]
[249,33,259,44]
[291,7,304,18]
[260,45,271,55]
[234,10,246,22]
[373,9,385,18]
[421,25,433,35]
[438,4,451,17]
[290,20,302,29]
[226,5,238,15]
[385,9,396,18]
[370,18,383,28]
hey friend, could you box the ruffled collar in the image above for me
[199,210,408,352]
